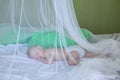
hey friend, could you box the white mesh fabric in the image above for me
[0,0,100,52]
[0,0,120,80]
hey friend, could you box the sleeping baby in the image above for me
[27,46,80,66]
[27,45,110,66]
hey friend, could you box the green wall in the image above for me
[73,0,120,34]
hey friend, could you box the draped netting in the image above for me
[0,0,102,53]
[0,0,120,80]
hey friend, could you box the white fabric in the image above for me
[0,0,102,53]
[0,34,120,80]
[0,0,120,80]
[66,45,85,58]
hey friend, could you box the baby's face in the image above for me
[28,46,44,61]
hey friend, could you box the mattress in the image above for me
[0,33,120,80]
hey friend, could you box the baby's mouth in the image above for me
[38,55,44,61]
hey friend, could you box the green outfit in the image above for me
[28,29,91,48]
[0,24,91,48]
[28,31,76,48]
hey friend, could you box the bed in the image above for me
[0,33,120,80]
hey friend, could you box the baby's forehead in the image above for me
[30,47,39,51]
[28,47,37,53]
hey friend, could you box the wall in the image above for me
[73,0,120,34]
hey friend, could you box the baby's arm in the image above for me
[43,48,54,64]
[83,51,101,58]
[83,51,111,58]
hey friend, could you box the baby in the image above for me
[27,46,110,66]
[27,46,80,66]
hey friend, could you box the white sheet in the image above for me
[0,33,120,80]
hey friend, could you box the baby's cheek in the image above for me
[29,55,34,59]
[29,53,36,59]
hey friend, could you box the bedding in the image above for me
[0,33,120,80]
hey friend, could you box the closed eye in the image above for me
[33,52,38,59]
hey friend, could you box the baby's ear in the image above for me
[37,46,42,49]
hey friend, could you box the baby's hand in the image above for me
[98,53,111,58]
[67,58,80,66]
[67,51,80,66]
[42,58,54,64]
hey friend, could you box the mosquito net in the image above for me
[0,0,100,51]
[0,0,120,80]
